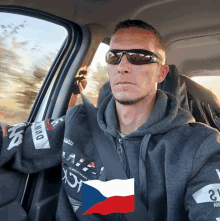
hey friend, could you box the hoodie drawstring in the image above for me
[139,133,151,209]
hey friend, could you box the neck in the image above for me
[116,93,156,135]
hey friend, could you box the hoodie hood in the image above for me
[97,89,195,137]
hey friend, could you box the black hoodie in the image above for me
[0,90,220,221]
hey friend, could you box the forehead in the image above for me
[110,27,157,52]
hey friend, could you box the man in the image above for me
[107,21,169,135]
[0,20,220,221]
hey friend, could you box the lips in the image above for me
[115,81,135,85]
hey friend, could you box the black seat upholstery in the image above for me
[182,74,220,129]
[158,65,189,112]
[97,65,220,131]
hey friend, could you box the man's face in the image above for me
[107,27,168,105]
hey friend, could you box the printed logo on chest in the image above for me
[62,151,99,194]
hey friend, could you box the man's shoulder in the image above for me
[167,122,220,144]
[188,122,220,149]
[66,104,86,119]
[65,104,90,129]
[174,121,219,134]
[188,122,220,134]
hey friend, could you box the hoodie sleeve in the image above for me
[0,116,65,174]
[184,130,220,221]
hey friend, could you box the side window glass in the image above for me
[76,42,109,106]
[0,13,67,125]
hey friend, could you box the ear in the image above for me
[157,65,169,83]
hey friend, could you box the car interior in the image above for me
[0,0,220,220]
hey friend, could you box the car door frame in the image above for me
[0,5,109,220]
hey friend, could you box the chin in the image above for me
[113,95,147,105]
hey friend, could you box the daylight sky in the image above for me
[0,12,109,70]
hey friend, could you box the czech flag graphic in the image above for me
[82,178,134,215]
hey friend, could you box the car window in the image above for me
[191,75,220,101]
[0,12,67,125]
[76,42,109,106]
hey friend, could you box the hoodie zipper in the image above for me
[118,138,123,154]
[117,137,128,221]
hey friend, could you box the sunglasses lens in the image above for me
[106,50,159,65]
[128,52,153,65]
[106,51,120,64]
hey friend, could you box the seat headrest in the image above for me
[158,65,189,111]
[181,74,220,111]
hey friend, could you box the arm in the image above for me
[0,116,65,173]
[185,131,220,220]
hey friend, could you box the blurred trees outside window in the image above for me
[0,13,67,124]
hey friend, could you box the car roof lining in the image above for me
[167,34,220,76]
[2,0,220,41]
[1,0,220,76]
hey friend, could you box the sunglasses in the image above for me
[105,49,161,65]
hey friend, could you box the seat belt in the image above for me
[81,93,151,221]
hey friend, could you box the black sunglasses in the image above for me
[105,49,161,65]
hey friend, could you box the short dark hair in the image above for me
[113,19,166,53]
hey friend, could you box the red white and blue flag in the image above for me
[82,178,135,215]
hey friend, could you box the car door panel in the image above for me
[0,167,28,220]
[0,7,79,221]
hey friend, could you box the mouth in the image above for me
[115,82,135,85]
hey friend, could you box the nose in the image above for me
[117,54,130,74]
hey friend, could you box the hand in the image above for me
[78,78,87,91]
